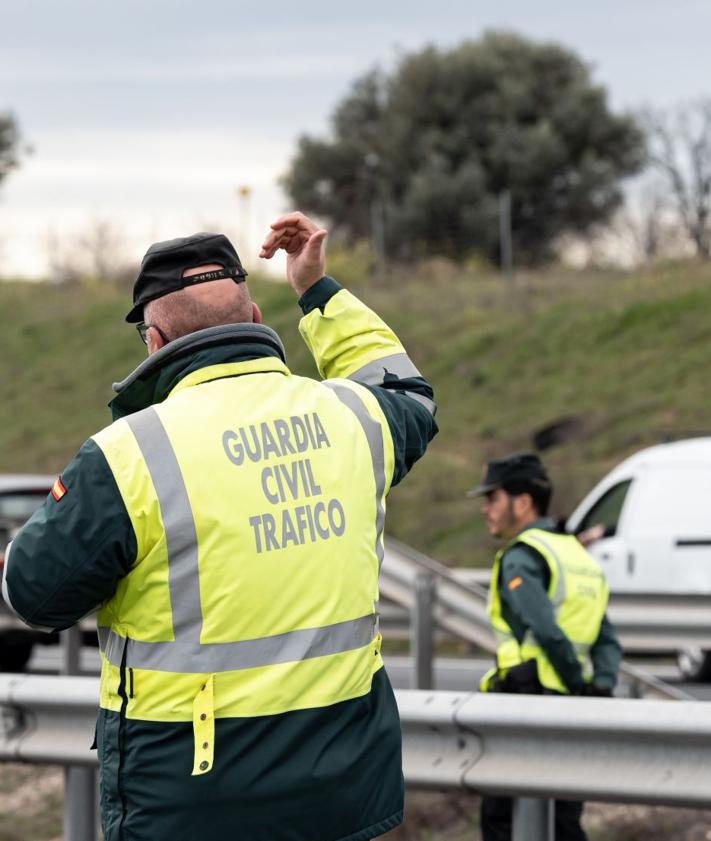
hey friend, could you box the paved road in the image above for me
[25,645,711,700]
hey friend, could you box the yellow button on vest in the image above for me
[191,676,215,776]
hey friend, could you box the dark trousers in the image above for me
[480,795,587,841]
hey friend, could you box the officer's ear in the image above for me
[251,302,262,324]
[512,492,535,519]
[147,325,167,355]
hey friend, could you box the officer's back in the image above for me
[4,213,438,841]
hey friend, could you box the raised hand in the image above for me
[259,212,328,296]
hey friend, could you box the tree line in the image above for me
[283,32,711,267]
[3,31,711,272]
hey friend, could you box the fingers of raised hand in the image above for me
[260,228,308,258]
[304,229,328,258]
[269,211,318,235]
[285,232,309,254]
[260,214,326,261]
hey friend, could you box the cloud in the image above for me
[0,125,293,276]
[0,54,361,85]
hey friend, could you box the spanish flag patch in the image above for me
[508,576,523,592]
[51,477,67,502]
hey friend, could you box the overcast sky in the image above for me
[2,0,711,277]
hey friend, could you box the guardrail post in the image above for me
[412,573,435,689]
[64,767,98,841]
[61,626,82,675]
[512,797,554,841]
[61,627,98,841]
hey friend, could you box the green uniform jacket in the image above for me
[3,277,438,841]
[497,519,622,692]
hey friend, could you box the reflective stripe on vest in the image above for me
[347,353,436,417]
[324,382,386,570]
[485,528,608,693]
[128,407,202,644]
[98,614,377,673]
[97,388,386,673]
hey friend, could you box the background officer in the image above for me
[2,212,438,841]
[468,452,622,841]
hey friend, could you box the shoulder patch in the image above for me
[51,477,67,502]
[508,576,523,592]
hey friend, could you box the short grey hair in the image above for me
[144,284,254,340]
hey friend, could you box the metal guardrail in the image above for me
[380,590,711,651]
[400,689,711,806]
[450,569,711,651]
[0,674,709,841]
[381,539,493,649]
[381,539,692,700]
[0,672,99,765]
[607,593,711,650]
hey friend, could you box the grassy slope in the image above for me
[2,258,711,567]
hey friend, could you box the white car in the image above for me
[567,438,711,679]
[0,474,54,670]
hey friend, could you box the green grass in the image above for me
[3,257,711,567]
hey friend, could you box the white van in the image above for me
[566,438,711,679]
[567,438,711,594]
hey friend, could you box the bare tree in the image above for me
[618,177,690,264]
[631,189,669,262]
[556,174,687,270]
[78,219,129,285]
[45,228,85,285]
[644,100,711,259]
[45,219,136,286]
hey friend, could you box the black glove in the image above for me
[488,674,507,693]
[578,683,613,698]
[502,660,543,695]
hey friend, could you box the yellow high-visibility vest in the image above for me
[93,353,395,775]
[481,528,608,694]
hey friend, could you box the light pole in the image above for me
[364,152,386,283]
[499,188,514,282]
[235,185,252,262]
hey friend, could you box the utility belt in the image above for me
[482,658,613,697]
[486,659,547,695]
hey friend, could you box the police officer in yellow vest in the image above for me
[2,212,438,841]
[469,453,621,841]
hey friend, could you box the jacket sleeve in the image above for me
[500,545,586,693]
[2,438,137,632]
[298,276,437,486]
[589,613,623,689]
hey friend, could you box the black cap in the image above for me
[126,232,248,323]
[467,452,551,498]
